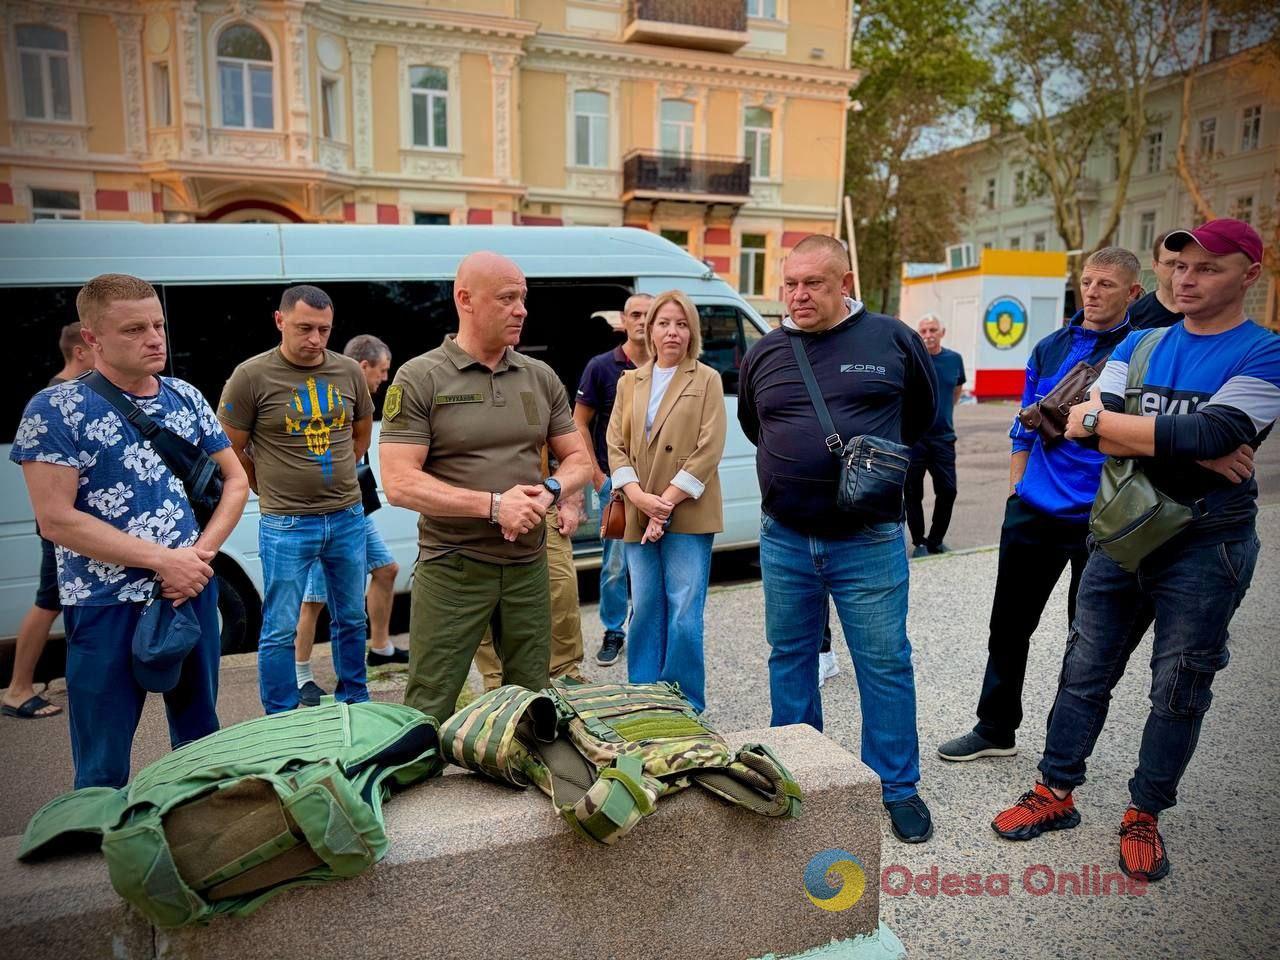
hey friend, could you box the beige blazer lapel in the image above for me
[632,362,653,459]
[647,357,698,447]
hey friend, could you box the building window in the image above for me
[319,75,341,140]
[410,66,448,149]
[981,239,994,250]
[744,107,772,178]
[1198,117,1216,157]
[1230,194,1254,225]
[414,211,450,225]
[1007,236,1021,251]
[739,234,766,296]
[151,61,171,126]
[983,177,996,210]
[660,228,689,249]
[573,90,608,168]
[746,0,778,17]
[31,188,80,220]
[216,24,273,129]
[1139,211,1157,253]
[1033,232,1047,252]
[1145,130,1163,174]
[661,100,695,157]
[1240,105,1261,152]
[17,25,72,122]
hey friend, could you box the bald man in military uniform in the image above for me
[379,252,593,724]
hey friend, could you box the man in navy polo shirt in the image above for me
[573,293,651,667]
[905,314,966,556]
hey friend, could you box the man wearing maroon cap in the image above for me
[990,219,1279,882]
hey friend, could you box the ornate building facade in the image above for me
[0,0,857,316]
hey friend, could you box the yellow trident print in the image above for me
[284,376,348,484]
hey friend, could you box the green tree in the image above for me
[844,0,990,313]
[982,0,1198,295]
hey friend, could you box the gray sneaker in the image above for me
[937,730,1018,761]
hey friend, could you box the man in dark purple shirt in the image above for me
[573,293,651,667]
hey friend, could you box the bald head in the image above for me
[454,250,529,354]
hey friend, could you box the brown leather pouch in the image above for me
[599,492,626,540]
[1017,360,1102,442]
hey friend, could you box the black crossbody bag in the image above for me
[82,372,224,527]
[788,336,911,524]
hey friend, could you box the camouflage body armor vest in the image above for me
[18,701,441,927]
[441,681,801,843]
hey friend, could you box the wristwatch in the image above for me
[1082,408,1103,435]
[489,491,502,525]
[542,477,562,506]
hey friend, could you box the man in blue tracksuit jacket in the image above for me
[937,247,1149,762]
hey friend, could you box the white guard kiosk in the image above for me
[899,248,1068,399]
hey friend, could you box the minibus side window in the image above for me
[695,304,757,395]
[2,285,82,444]
[163,284,285,405]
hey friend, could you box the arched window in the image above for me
[17,25,71,121]
[660,99,694,157]
[216,24,273,129]
[573,91,608,168]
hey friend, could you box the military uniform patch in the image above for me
[383,384,403,421]
[434,393,485,404]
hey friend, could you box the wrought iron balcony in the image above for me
[622,151,752,204]
[624,0,750,53]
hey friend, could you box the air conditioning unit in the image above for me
[945,243,976,270]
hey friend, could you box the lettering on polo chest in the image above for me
[434,393,485,405]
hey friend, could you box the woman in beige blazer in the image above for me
[605,290,726,712]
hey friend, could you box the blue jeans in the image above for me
[624,532,713,712]
[302,514,396,603]
[760,514,920,802]
[1039,534,1259,813]
[258,504,370,713]
[63,586,220,788]
[598,478,630,635]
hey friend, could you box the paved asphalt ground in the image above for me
[2,402,1278,957]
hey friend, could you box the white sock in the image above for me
[295,661,314,687]
[370,642,395,656]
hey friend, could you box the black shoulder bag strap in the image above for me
[80,371,223,523]
[788,335,843,456]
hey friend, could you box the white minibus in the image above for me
[0,223,767,654]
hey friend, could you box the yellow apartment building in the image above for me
[0,0,858,315]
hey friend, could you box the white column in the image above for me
[283,6,309,166]
[110,13,148,157]
[348,39,375,174]
[176,0,204,157]
[489,53,516,182]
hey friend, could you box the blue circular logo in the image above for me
[803,848,866,911]
[984,296,1028,350]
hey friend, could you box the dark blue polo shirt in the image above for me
[925,347,966,440]
[576,345,636,472]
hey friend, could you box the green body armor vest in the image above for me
[440,681,802,844]
[18,700,441,928]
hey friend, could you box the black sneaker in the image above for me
[937,730,1018,762]
[367,645,410,666]
[928,542,952,554]
[596,631,625,666]
[884,795,933,843]
[911,544,930,558]
[298,680,326,707]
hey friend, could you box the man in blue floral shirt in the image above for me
[11,274,249,789]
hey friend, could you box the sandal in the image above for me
[2,694,63,720]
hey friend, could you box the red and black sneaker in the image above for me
[1118,808,1170,881]
[992,782,1081,840]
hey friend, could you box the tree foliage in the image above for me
[844,0,990,312]
[982,0,1197,294]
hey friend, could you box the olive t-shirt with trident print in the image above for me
[219,348,373,515]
